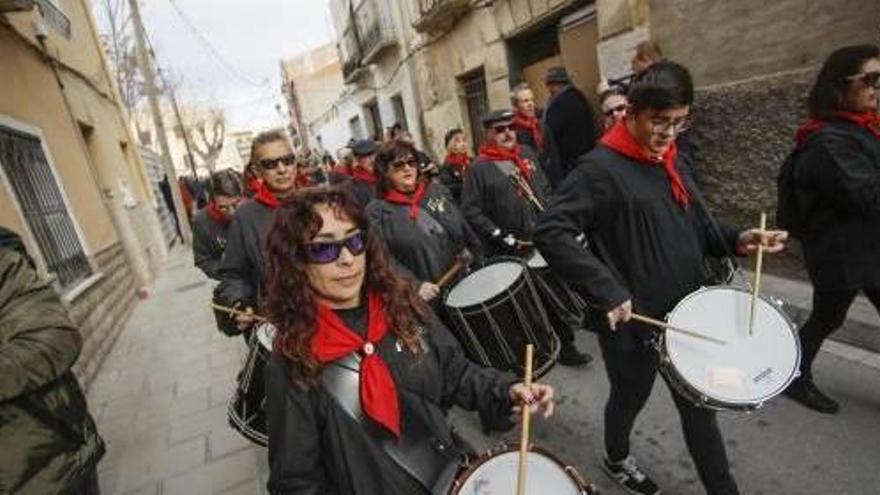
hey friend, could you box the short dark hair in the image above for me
[808,44,880,119]
[627,60,694,113]
[248,129,289,169]
[444,128,464,148]
[209,169,243,198]
[374,140,419,195]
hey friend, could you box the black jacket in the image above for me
[790,120,880,290]
[542,85,600,187]
[265,306,515,495]
[437,160,469,204]
[191,208,230,280]
[535,145,739,349]
[213,200,278,333]
[341,178,376,210]
[366,183,482,285]
[460,149,550,252]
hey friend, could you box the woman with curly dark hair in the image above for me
[262,188,555,494]
[366,140,482,304]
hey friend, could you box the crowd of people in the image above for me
[2,40,877,495]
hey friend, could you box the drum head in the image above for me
[665,287,799,405]
[526,250,548,268]
[455,450,581,494]
[445,261,523,308]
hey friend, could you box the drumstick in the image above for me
[630,313,727,345]
[210,303,267,322]
[748,212,767,337]
[517,344,534,495]
[435,259,465,288]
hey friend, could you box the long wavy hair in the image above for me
[262,187,428,389]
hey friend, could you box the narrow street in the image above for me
[89,247,880,494]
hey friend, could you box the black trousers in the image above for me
[599,337,739,495]
[799,288,880,379]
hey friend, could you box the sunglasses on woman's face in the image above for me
[303,231,367,264]
[848,71,880,89]
[391,157,419,170]
[604,104,627,116]
[258,154,297,171]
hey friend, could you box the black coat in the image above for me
[535,145,739,349]
[542,85,600,188]
[191,208,230,280]
[213,200,277,333]
[366,183,483,285]
[437,161,470,204]
[460,148,550,251]
[265,307,516,495]
[790,120,880,290]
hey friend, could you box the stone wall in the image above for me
[692,68,816,278]
[69,242,138,389]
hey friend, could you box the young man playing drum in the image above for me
[535,61,787,495]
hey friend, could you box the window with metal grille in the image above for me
[0,125,92,289]
[458,67,489,151]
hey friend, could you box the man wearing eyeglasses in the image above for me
[192,169,243,280]
[536,61,788,495]
[461,109,592,367]
[213,130,299,337]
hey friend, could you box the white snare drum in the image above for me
[658,286,800,410]
[450,445,597,494]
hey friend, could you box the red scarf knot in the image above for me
[311,292,400,438]
[444,152,471,174]
[352,166,377,185]
[512,112,544,150]
[383,181,428,221]
[795,111,880,145]
[206,201,231,224]
[600,121,690,208]
[252,181,281,209]
[478,143,533,181]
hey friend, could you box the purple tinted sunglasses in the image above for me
[303,231,367,264]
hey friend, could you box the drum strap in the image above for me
[321,354,462,492]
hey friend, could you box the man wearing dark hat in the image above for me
[542,66,600,187]
[461,109,592,366]
[339,138,379,208]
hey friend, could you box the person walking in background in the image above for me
[542,66,600,188]
[192,169,243,280]
[631,41,664,77]
[337,138,379,209]
[511,82,544,154]
[779,44,880,415]
[600,87,629,132]
[0,227,105,494]
[438,128,472,204]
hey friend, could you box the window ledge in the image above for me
[62,272,104,304]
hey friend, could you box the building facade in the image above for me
[280,42,346,150]
[1,0,168,387]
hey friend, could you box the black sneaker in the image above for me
[558,342,593,367]
[602,455,661,495]
[783,378,840,414]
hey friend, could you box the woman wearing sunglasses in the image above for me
[213,129,299,336]
[781,44,880,415]
[366,140,483,304]
[600,88,629,132]
[262,188,554,494]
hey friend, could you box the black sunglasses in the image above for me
[492,124,515,133]
[391,157,420,170]
[302,231,367,264]
[847,71,880,89]
[258,154,297,170]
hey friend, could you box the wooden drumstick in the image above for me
[517,344,534,495]
[630,313,727,345]
[210,303,267,322]
[434,250,474,288]
[748,212,767,337]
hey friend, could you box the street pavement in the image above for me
[90,247,880,494]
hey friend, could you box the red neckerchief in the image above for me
[444,152,471,174]
[252,181,281,209]
[795,111,880,145]
[512,112,544,150]
[206,201,231,224]
[601,121,690,208]
[352,166,377,185]
[383,181,428,221]
[296,168,311,188]
[311,292,400,438]
[333,164,353,177]
[478,143,533,180]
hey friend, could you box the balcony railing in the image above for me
[412,0,471,33]
[354,0,396,65]
[35,0,70,39]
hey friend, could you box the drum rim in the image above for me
[449,443,590,494]
[444,256,528,309]
[660,285,802,408]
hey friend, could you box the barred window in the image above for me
[0,124,92,290]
